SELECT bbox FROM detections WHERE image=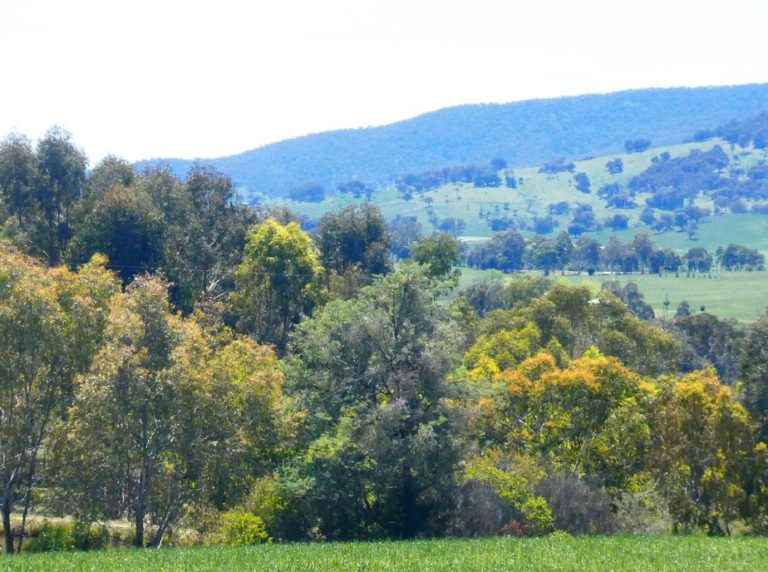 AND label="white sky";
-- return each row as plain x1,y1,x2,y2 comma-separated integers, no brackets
1,0,767,164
